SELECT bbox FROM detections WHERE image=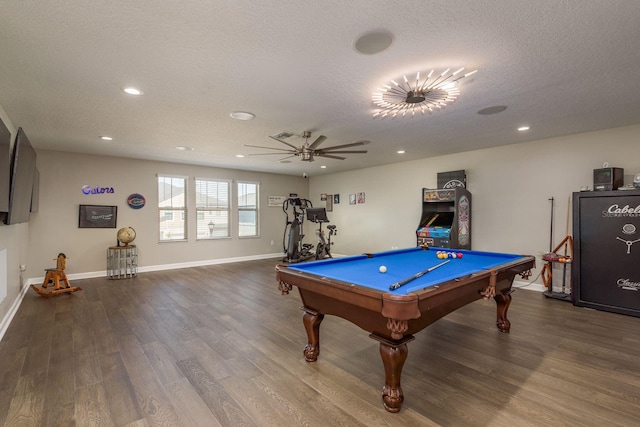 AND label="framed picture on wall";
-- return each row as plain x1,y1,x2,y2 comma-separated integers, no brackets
78,204,117,228
326,194,333,212
349,194,356,205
